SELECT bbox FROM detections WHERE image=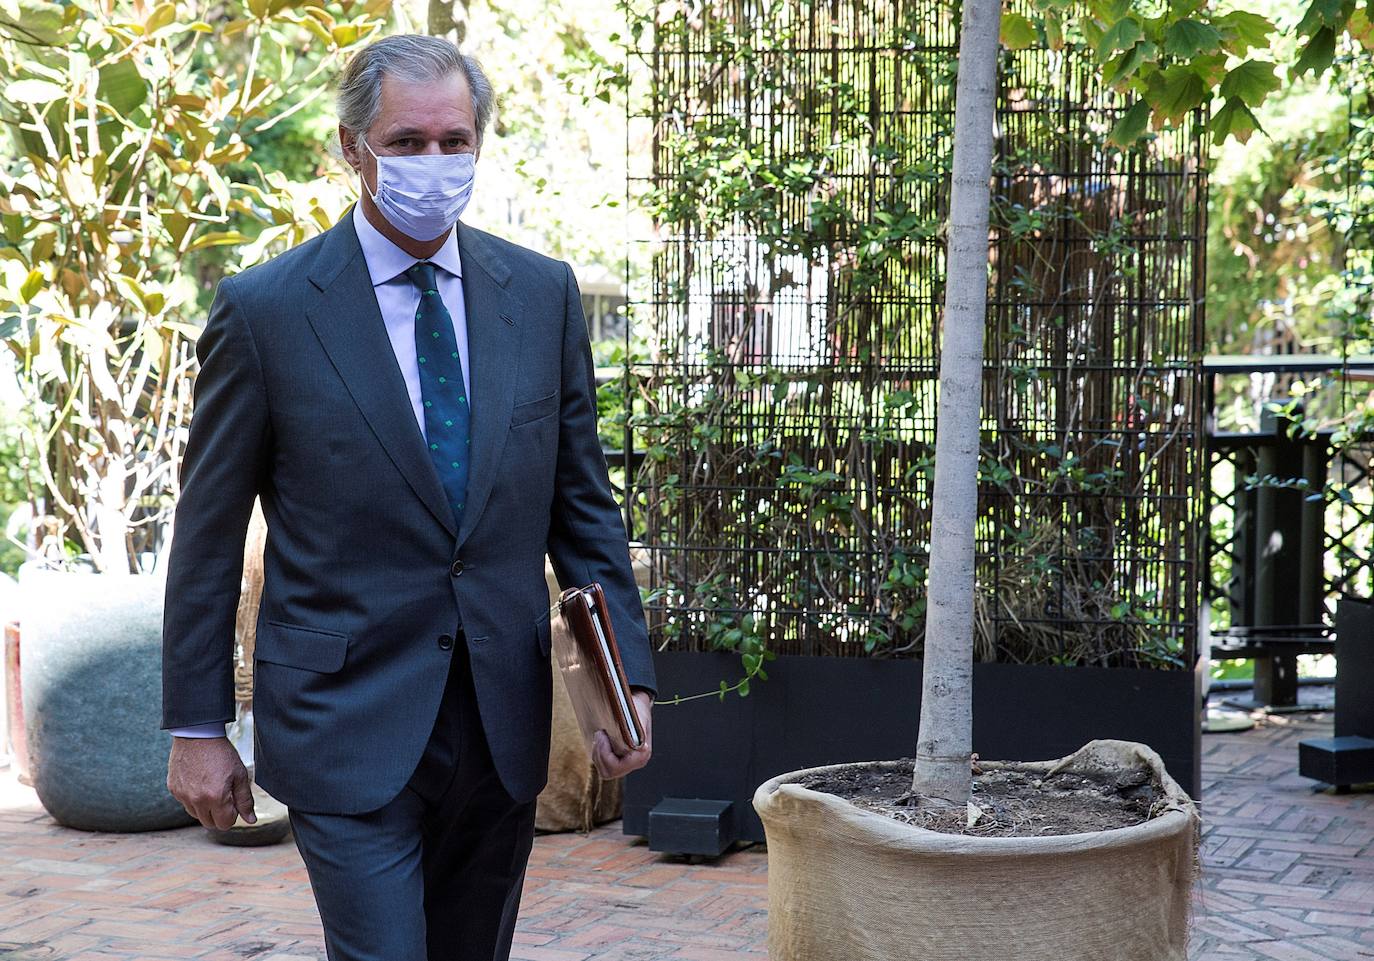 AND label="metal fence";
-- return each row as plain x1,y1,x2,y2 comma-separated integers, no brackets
1202,53,1374,688
1205,361,1374,626
624,0,1206,668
